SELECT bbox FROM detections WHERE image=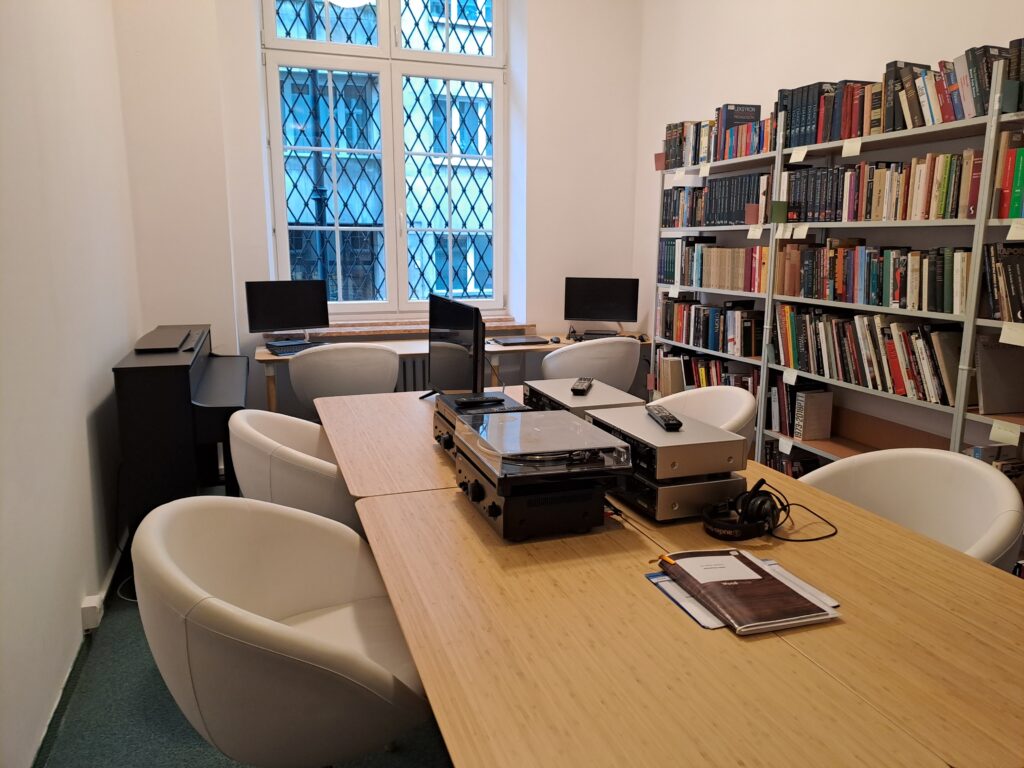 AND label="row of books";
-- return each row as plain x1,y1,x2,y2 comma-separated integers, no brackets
674,244,770,294
656,352,761,394
781,46,1012,148
768,381,833,441
660,172,771,227
656,238,678,284
663,104,776,169
774,241,973,315
994,128,1024,220
761,439,822,478
781,150,983,224
660,299,764,358
771,303,963,406
980,243,1024,321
